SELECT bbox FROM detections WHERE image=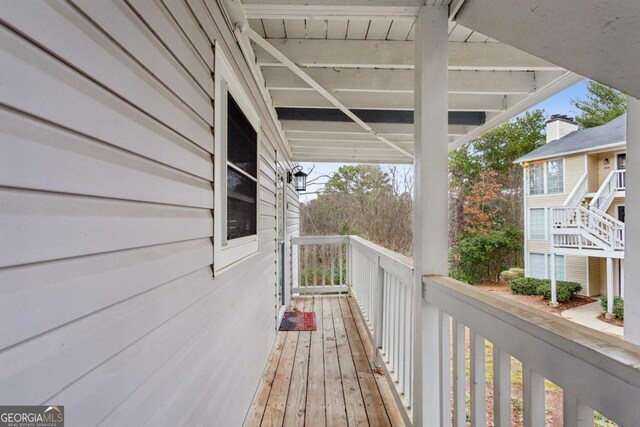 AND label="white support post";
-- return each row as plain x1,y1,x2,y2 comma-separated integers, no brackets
626,95,640,344
550,253,558,307
606,257,615,319
413,4,449,426
523,367,545,427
